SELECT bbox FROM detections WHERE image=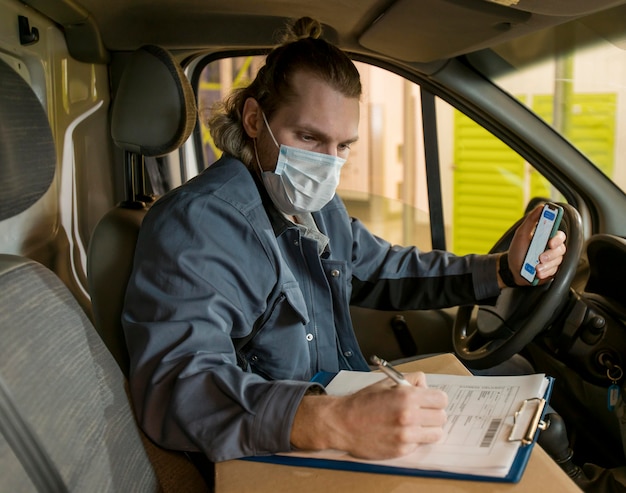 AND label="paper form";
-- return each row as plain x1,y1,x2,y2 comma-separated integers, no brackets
286,371,549,478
